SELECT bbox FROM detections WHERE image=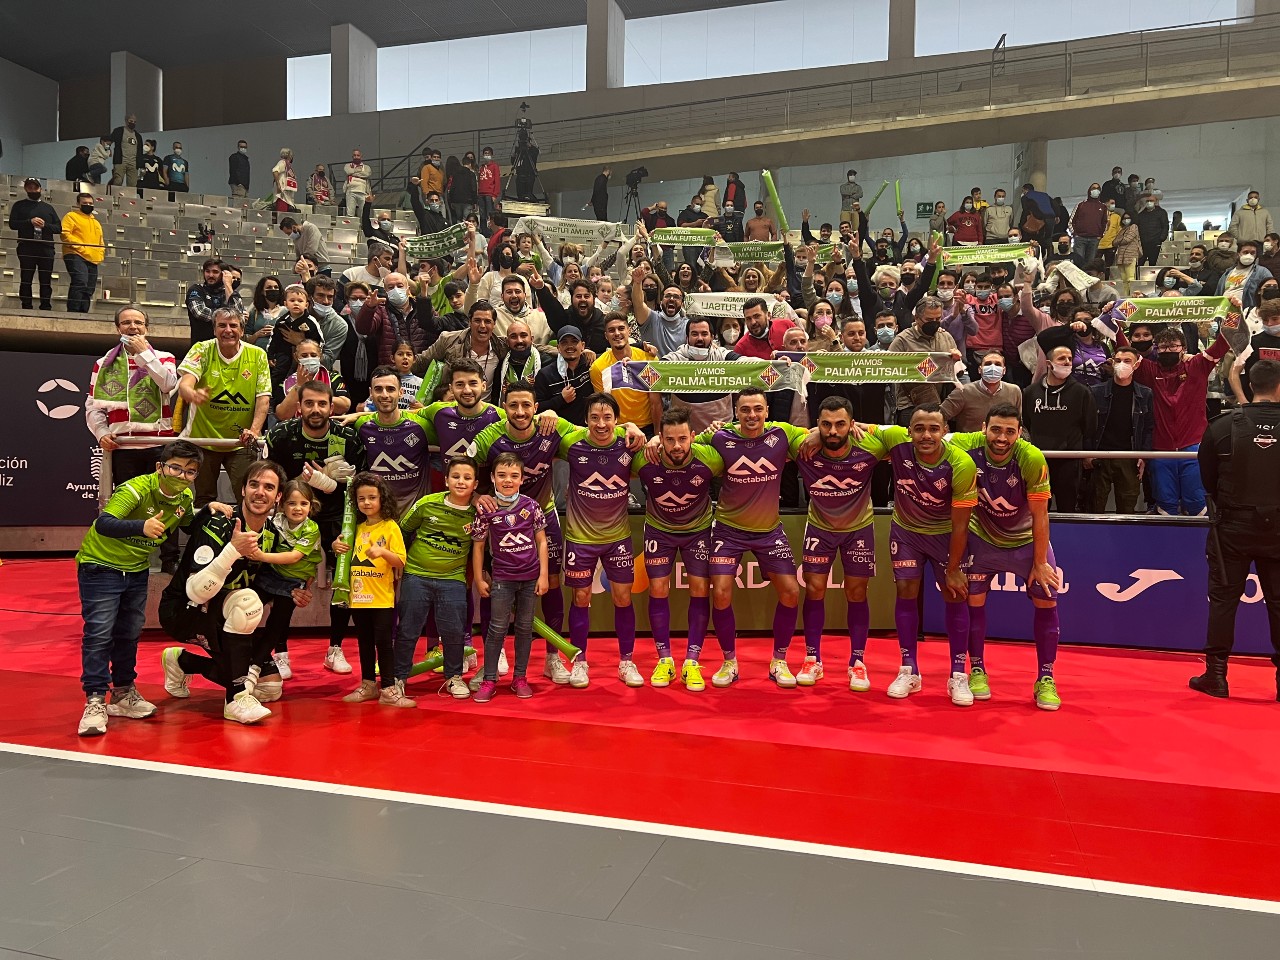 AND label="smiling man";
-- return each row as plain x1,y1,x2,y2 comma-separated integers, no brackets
950,403,1063,711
